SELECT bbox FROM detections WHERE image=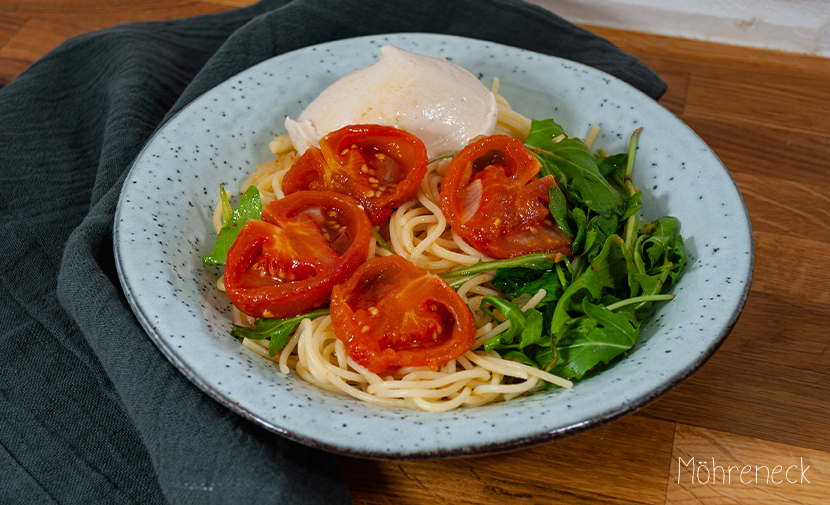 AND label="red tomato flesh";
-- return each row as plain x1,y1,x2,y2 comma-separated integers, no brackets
224,190,371,319
440,135,572,259
282,125,429,225
330,256,476,374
